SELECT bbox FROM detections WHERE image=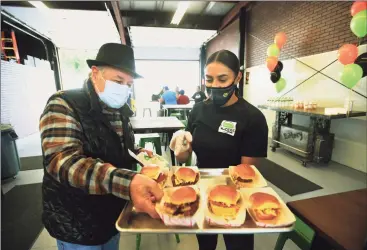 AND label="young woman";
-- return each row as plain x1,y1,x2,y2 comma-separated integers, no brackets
170,50,268,250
